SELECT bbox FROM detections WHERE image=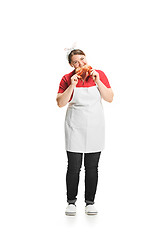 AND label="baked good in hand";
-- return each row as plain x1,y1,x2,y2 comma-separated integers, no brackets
75,65,92,80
